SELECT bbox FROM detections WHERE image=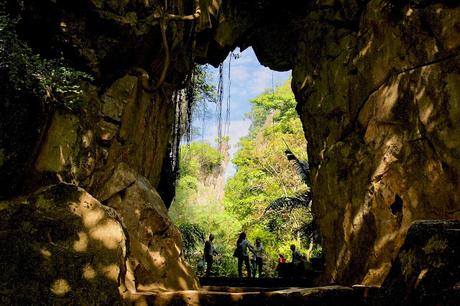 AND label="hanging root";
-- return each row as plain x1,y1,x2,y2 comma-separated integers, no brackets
216,63,224,151
167,0,201,21
155,17,171,89
129,67,157,93
155,0,201,89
